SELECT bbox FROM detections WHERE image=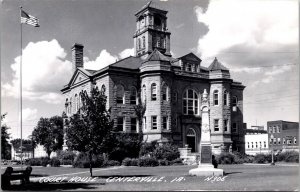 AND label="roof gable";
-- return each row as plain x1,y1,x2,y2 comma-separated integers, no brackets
143,49,171,63
178,52,202,62
208,57,229,71
69,68,91,87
